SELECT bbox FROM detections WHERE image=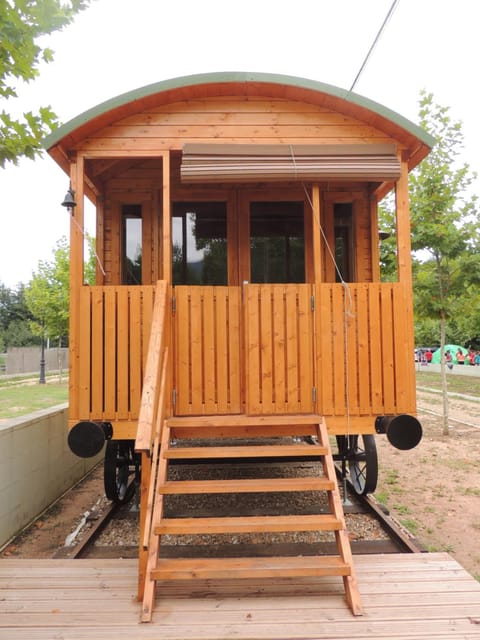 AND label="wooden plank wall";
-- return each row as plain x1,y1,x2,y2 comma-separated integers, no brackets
74,285,156,423
172,282,415,421
245,284,314,415
72,282,415,427
174,286,241,415
78,97,397,154
316,282,416,422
